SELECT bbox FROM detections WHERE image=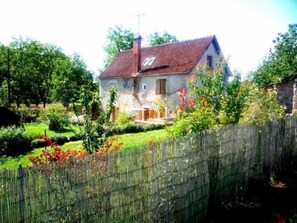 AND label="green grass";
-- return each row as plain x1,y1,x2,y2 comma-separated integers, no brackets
0,129,168,170
24,123,80,138
115,129,168,150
